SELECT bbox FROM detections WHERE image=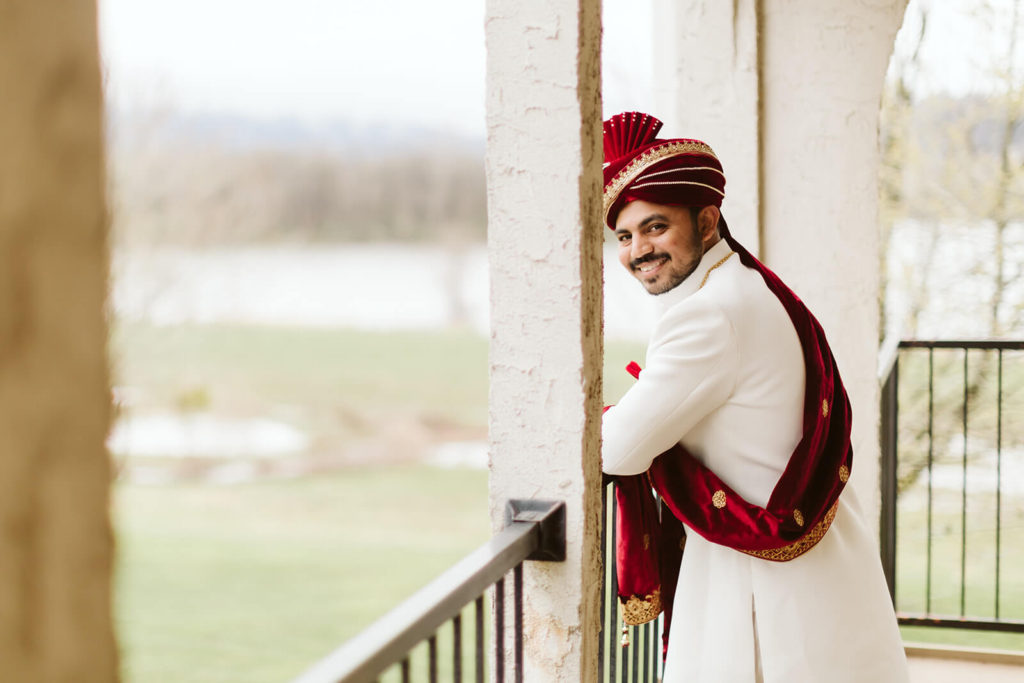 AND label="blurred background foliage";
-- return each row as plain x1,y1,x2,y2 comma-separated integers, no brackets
879,0,1024,340
107,110,488,246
